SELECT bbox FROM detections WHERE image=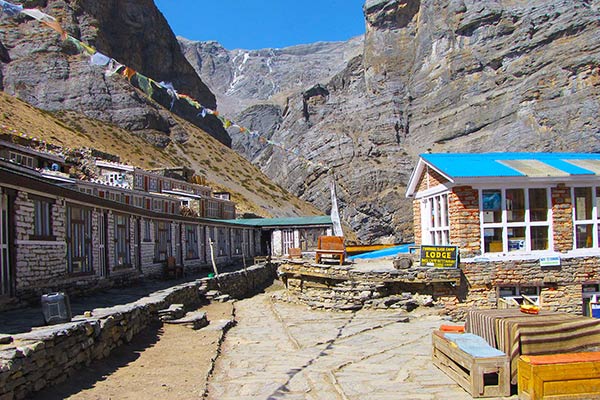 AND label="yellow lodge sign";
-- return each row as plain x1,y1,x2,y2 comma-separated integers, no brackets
420,245,459,268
